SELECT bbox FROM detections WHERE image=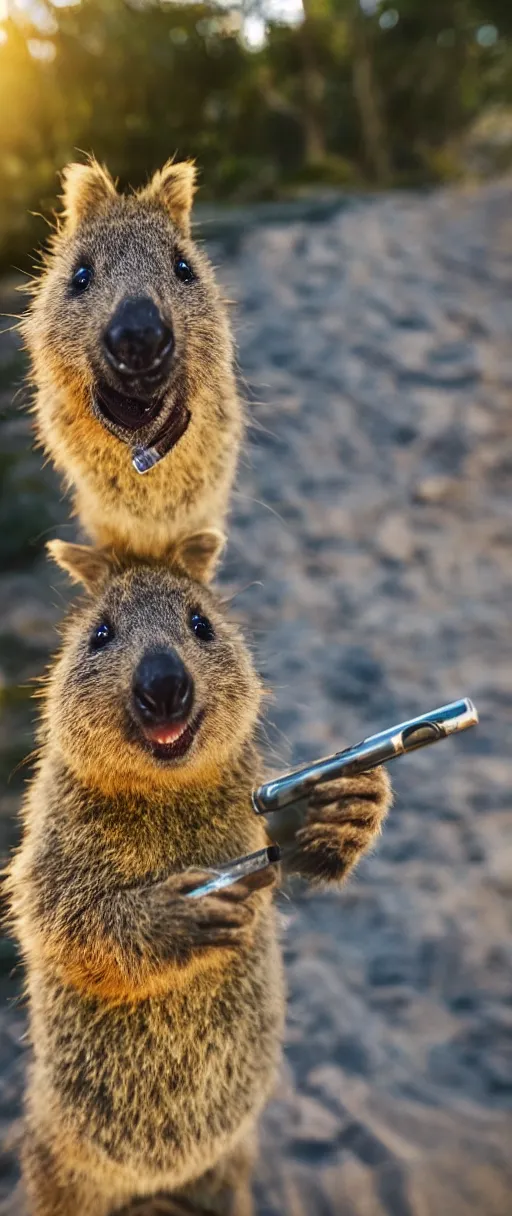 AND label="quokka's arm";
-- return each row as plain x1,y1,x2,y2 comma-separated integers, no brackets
14,865,274,1003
